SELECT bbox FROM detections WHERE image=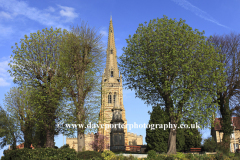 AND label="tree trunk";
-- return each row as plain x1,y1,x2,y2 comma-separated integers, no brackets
12,136,17,150
45,127,55,148
24,117,33,149
219,96,232,152
167,127,177,154
77,128,85,152
45,115,55,148
24,131,32,149
164,93,177,155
